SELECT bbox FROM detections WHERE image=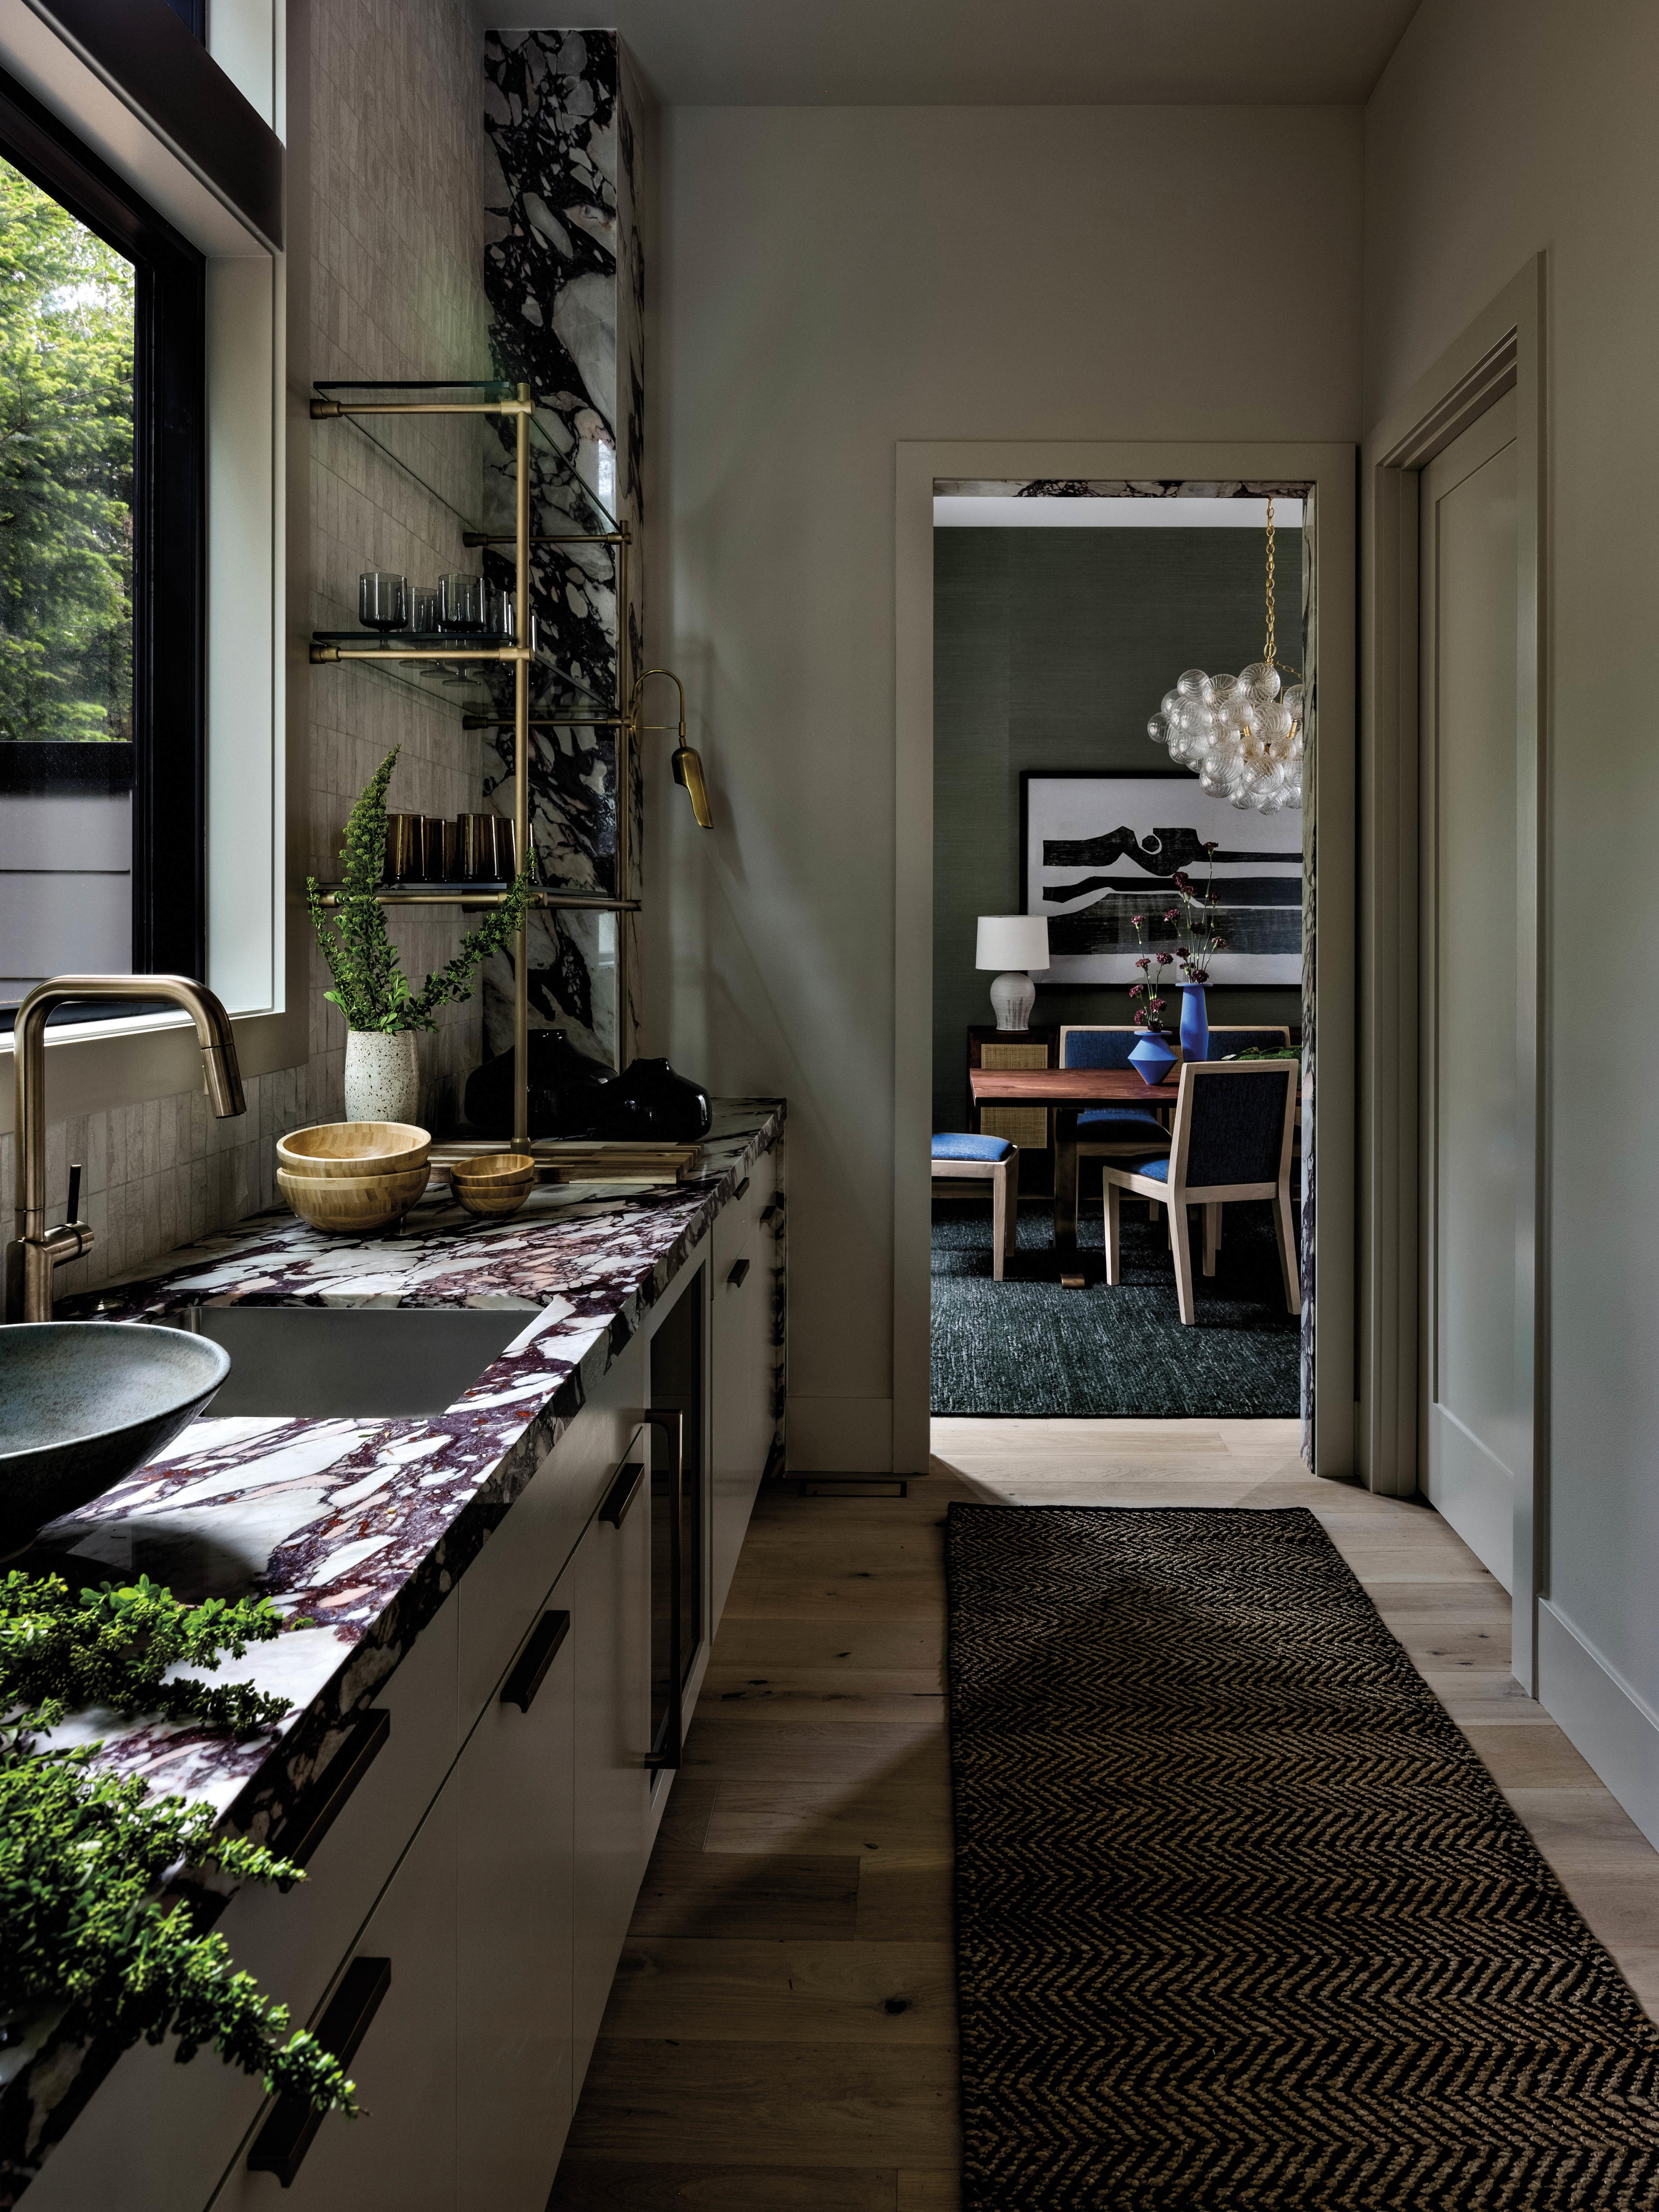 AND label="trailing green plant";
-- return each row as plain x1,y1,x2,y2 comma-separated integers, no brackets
305,744,535,1034
0,1571,359,2118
